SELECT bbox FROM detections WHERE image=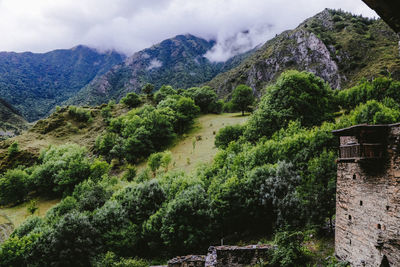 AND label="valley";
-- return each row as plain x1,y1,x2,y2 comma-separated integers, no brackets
0,5,399,267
